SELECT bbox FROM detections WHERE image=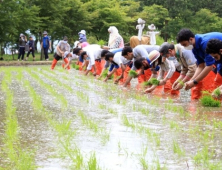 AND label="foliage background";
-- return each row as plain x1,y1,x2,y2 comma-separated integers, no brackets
1,0,222,52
